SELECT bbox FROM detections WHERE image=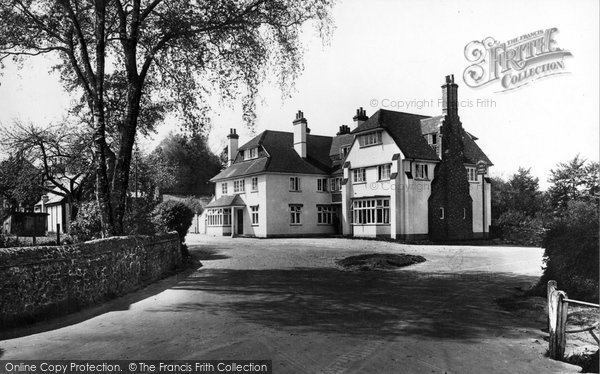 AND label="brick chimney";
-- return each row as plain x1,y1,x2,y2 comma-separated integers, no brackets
336,125,351,135
442,74,459,119
293,110,307,158
352,107,368,130
227,128,239,166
